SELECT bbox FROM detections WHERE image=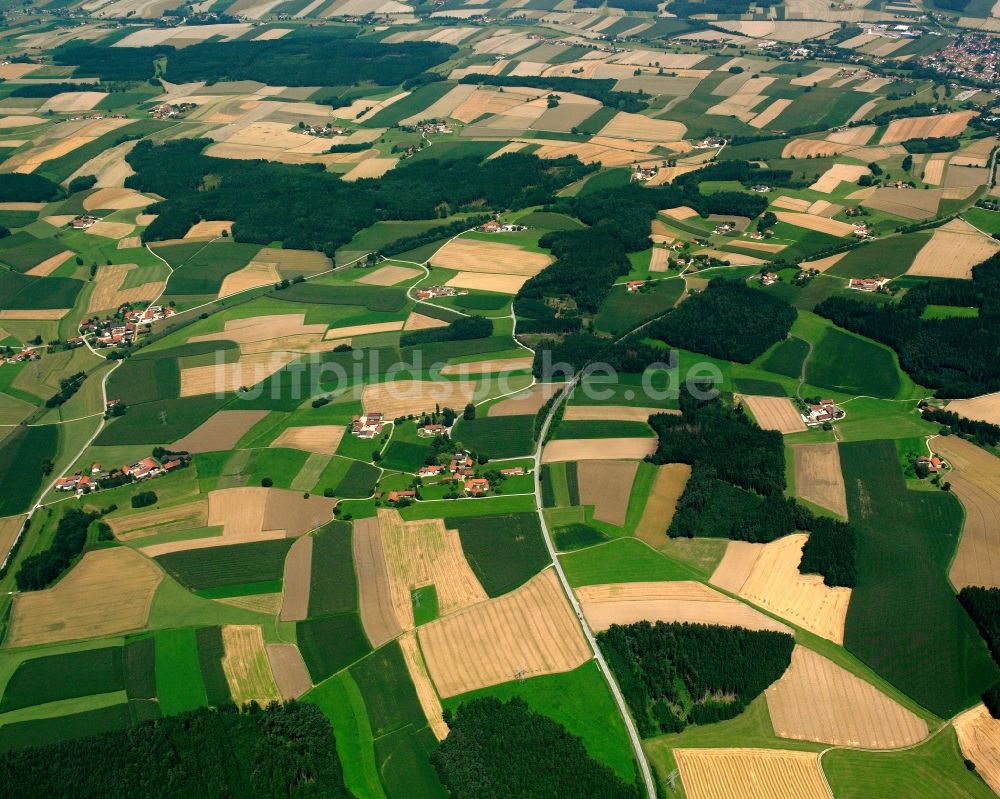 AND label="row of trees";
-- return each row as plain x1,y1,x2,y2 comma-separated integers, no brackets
378,215,491,258
921,407,1000,447
815,253,1000,397
14,508,95,591
598,621,794,736
399,315,492,347
958,587,1000,717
